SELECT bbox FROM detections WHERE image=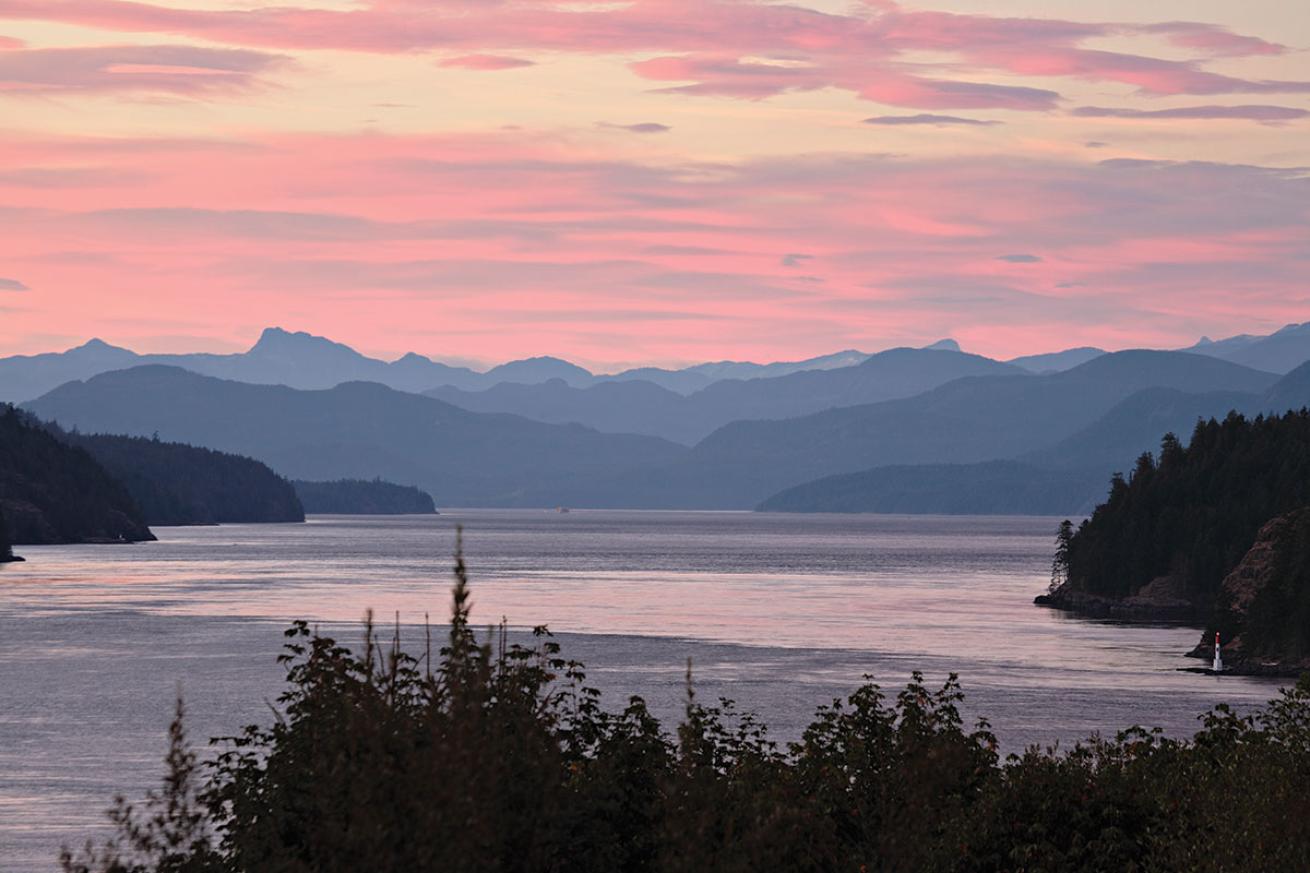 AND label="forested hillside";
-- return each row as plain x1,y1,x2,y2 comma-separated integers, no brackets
63,432,305,525
293,479,436,514
1062,411,1310,605
0,405,153,544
